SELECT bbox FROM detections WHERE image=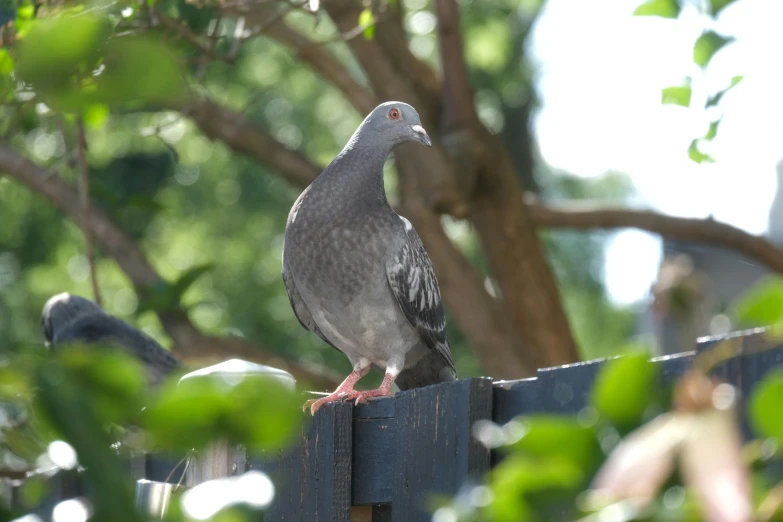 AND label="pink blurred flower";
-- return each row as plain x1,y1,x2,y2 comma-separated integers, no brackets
590,373,752,522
